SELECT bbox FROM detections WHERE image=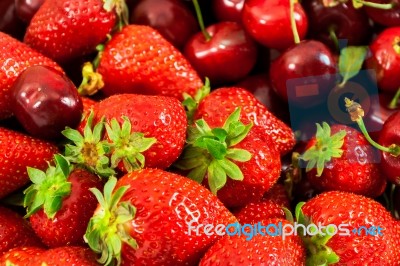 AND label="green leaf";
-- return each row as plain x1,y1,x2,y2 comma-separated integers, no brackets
226,148,252,162
222,107,241,131
54,154,70,178
212,128,228,142
187,165,208,183
201,138,227,160
27,167,46,184
219,159,244,181
338,46,368,87
207,160,227,194
62,127,84,144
